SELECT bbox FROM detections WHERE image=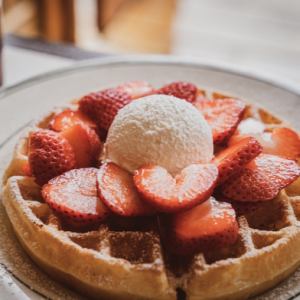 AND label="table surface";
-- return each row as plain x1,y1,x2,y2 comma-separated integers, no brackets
3,45,73,86
2,35,110,87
